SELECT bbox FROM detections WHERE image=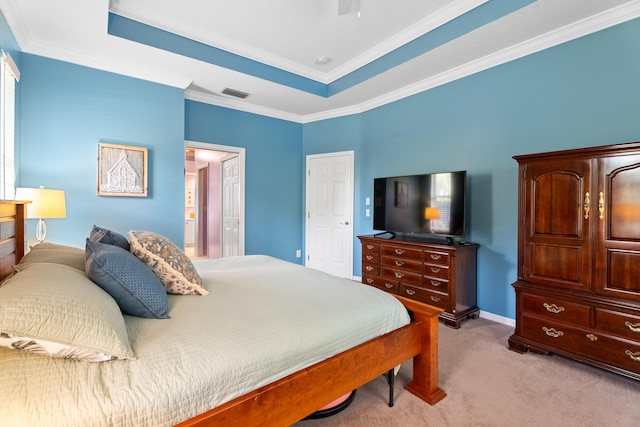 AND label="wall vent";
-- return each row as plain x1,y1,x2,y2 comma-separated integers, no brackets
222,88,250,99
